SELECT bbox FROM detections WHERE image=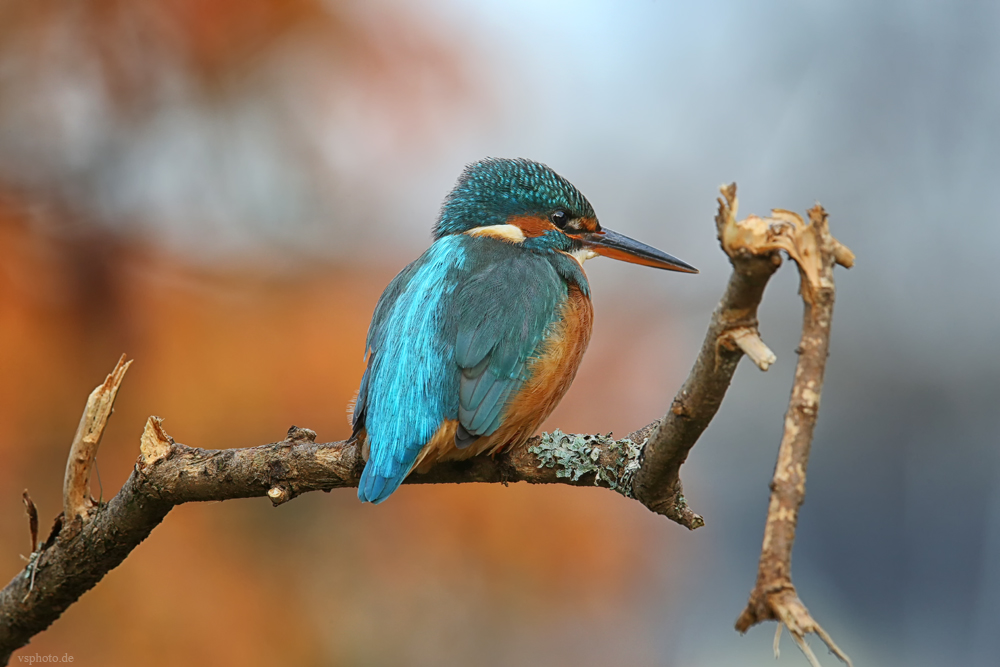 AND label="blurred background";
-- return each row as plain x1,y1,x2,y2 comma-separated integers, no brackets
1,1,998,665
